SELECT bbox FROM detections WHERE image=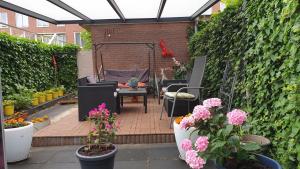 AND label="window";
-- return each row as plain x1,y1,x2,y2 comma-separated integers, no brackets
37,33,66,45
15,13,29,28
74,32,84,47
36,19,49,27
0,12,8,28
57,24,65,27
